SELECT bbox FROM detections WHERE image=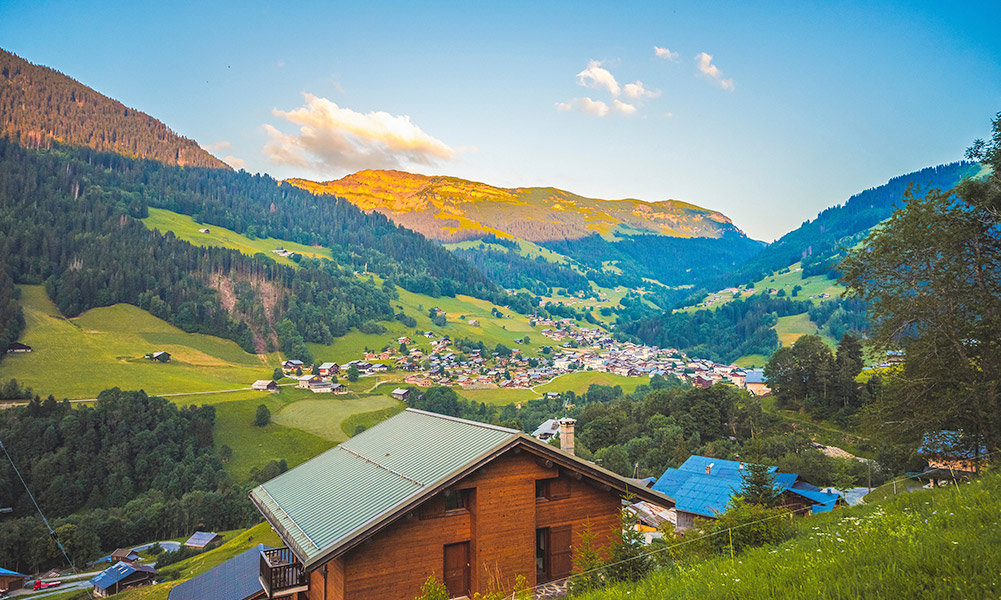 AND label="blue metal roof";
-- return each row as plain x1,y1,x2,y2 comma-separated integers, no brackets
745,368,766,384
169,544,270,600
90,561,155,591
653,455,840,518
0,567,25,577
919,431,987,458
